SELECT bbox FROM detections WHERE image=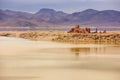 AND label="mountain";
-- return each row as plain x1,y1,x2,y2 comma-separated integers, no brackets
68,9,120,26
0,8,120,28
0,9,37,27
33,8,68,24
